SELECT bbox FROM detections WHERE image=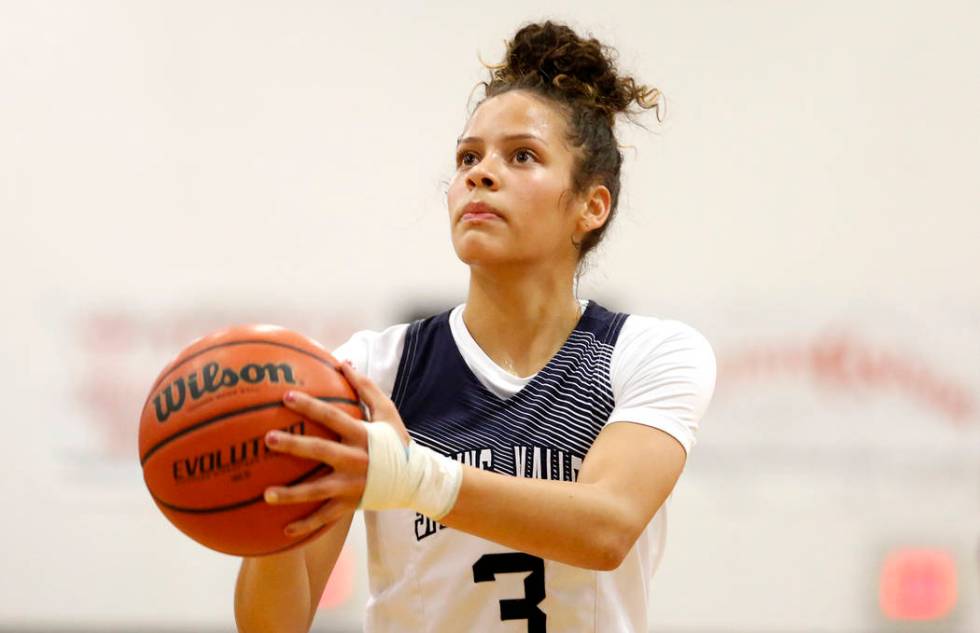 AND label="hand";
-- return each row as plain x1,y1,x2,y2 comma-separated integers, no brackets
263,361,410,537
